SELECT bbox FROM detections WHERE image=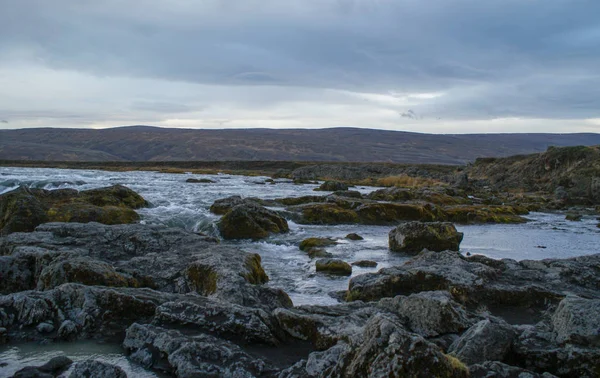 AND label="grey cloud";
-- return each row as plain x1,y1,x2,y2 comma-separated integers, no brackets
130,101,195,113
0,0,599,126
